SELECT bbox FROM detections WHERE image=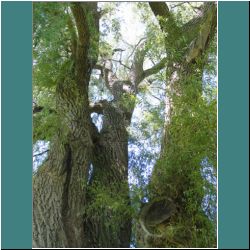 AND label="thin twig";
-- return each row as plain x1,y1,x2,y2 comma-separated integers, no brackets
187,3,202,14
148,90,162,102
127,37,147,60
33,150,49,157
170,2,187,9
109,59,131,70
